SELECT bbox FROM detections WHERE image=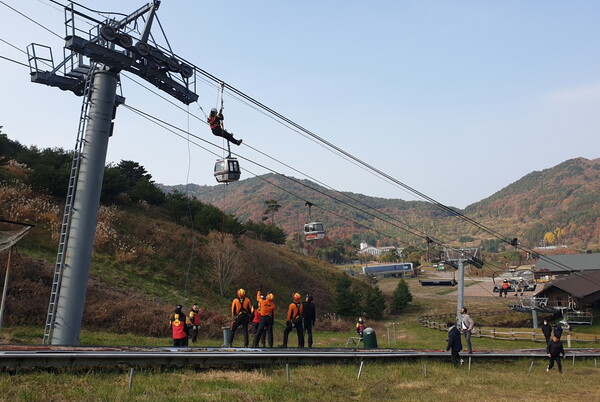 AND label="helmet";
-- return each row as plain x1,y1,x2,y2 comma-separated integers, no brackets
237,288,246,298
293,293,301,302
210,107,218,113
267,293,274,301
